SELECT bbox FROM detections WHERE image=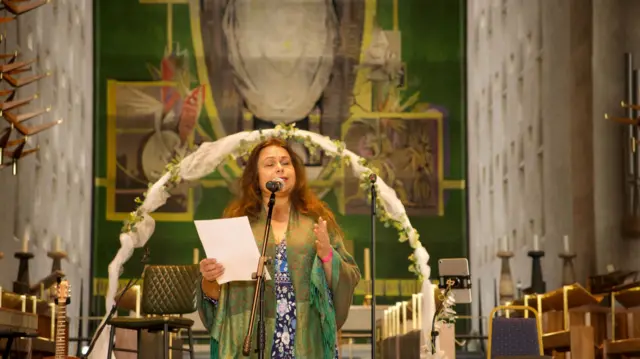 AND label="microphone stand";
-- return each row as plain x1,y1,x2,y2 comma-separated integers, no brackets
369,173,377,359
242,191,276,358
83,245,150,358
